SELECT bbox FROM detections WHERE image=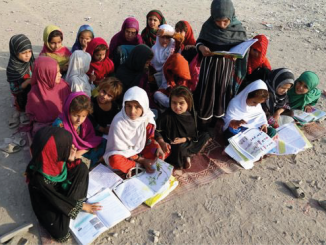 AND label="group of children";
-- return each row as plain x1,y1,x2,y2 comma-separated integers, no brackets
6,0,324,242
